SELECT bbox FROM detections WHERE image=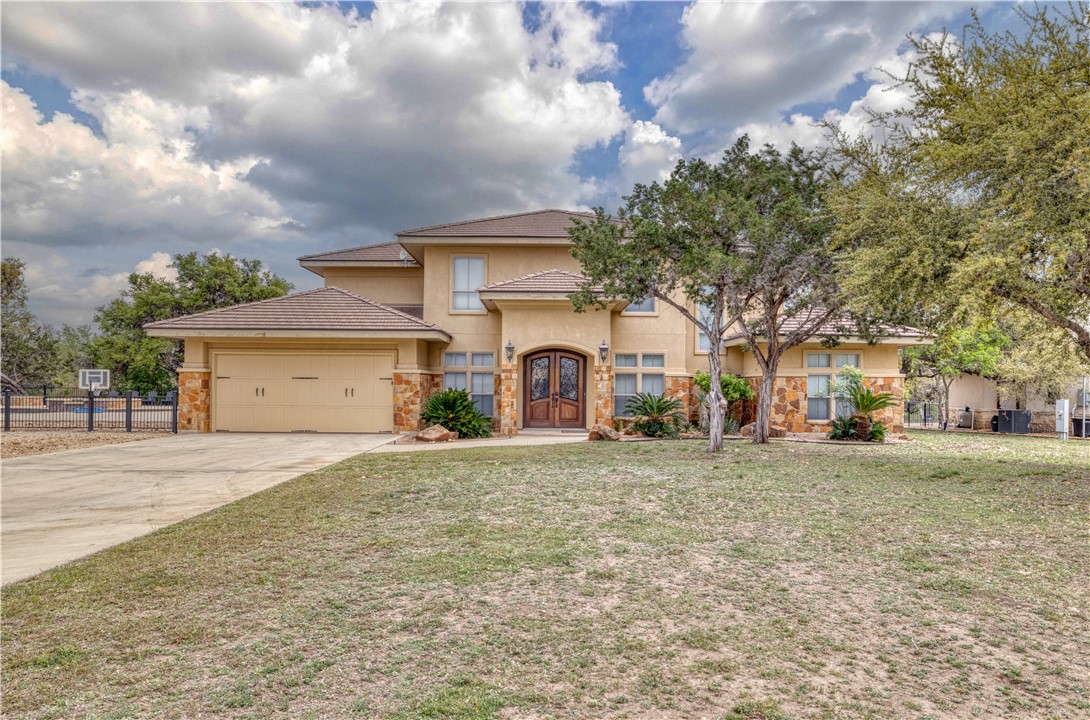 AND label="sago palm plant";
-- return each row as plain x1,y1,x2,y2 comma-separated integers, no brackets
625,392,685,438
